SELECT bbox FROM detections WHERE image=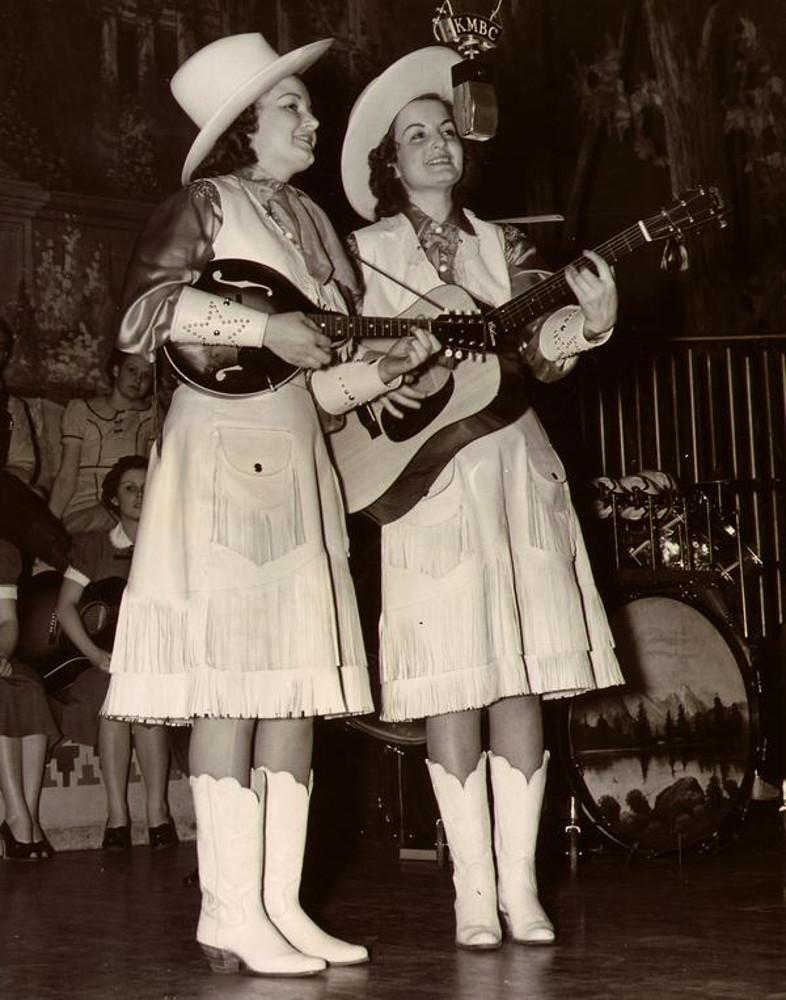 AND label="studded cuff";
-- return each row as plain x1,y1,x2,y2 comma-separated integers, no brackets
170,286,268,348
310,359,402,415
539,305,613,361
